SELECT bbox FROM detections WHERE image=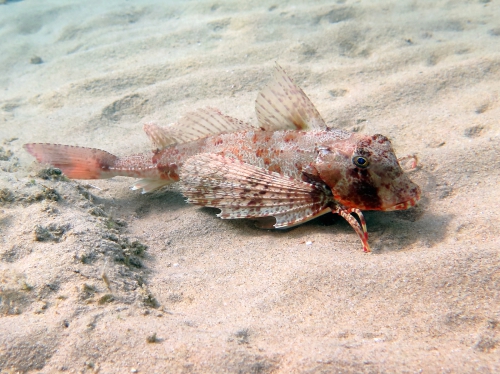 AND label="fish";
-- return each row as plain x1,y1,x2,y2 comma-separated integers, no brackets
24,64,421,252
